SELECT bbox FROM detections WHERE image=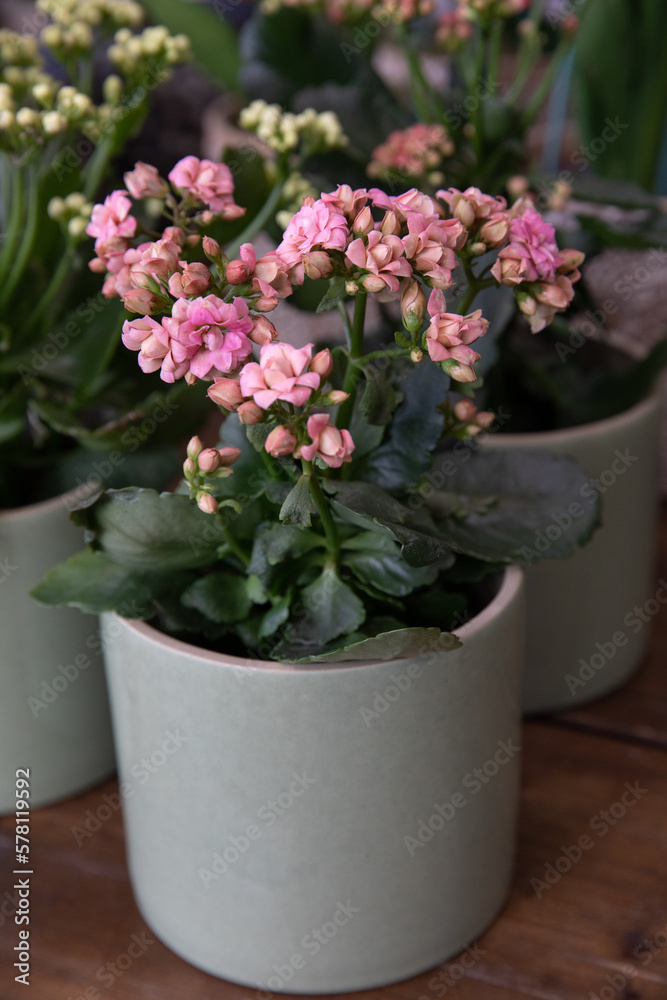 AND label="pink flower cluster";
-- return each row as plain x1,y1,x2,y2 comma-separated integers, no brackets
168,157,246,220
490,208,583,332
424,289,488,382
368,123,455,180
